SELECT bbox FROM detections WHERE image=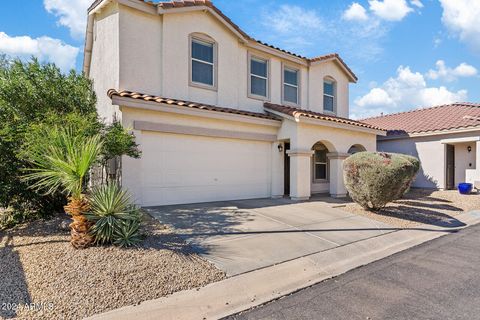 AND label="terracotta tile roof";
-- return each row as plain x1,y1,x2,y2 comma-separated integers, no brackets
361,103,480,136
264,102,384,131
108,89,280,121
